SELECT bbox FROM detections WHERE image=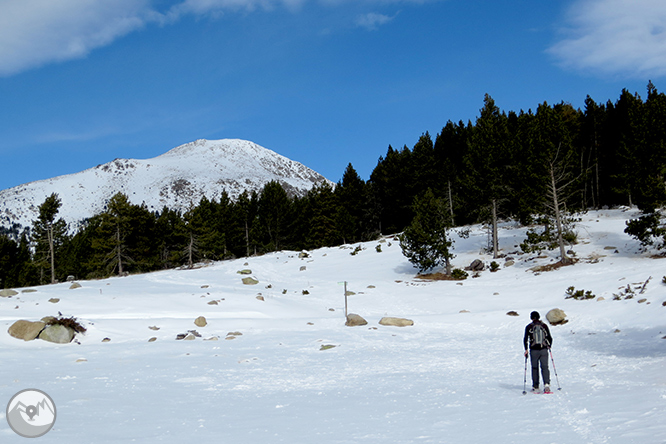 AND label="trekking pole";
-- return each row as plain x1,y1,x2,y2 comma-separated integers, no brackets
548,347,562,390
522,354,528,395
